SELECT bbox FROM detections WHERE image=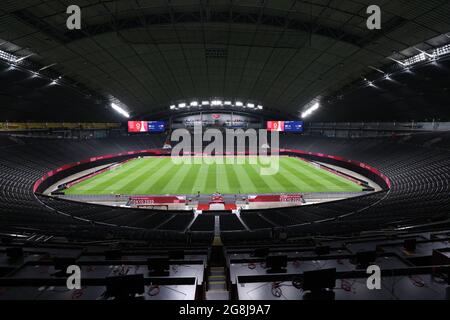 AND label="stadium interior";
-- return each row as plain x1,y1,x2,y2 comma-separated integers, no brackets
1,0,450,305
